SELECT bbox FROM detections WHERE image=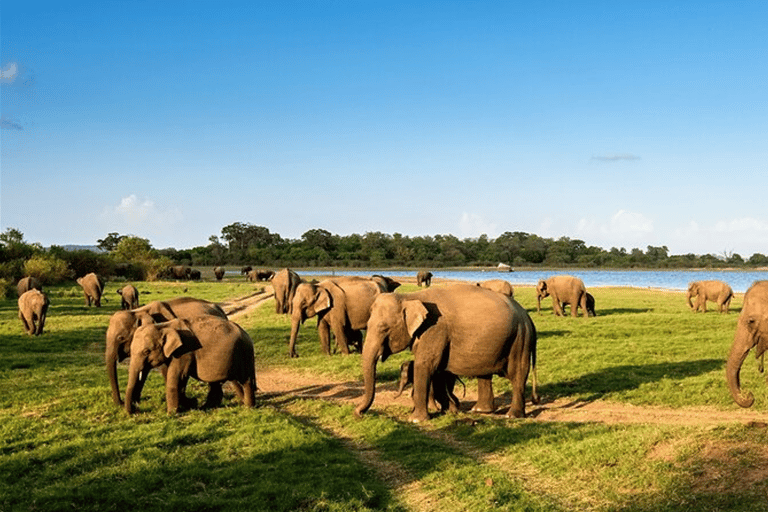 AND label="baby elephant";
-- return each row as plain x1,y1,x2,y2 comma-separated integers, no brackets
394,360,463,413
116,284,140,310
18,289,50,336
125,316,257,414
